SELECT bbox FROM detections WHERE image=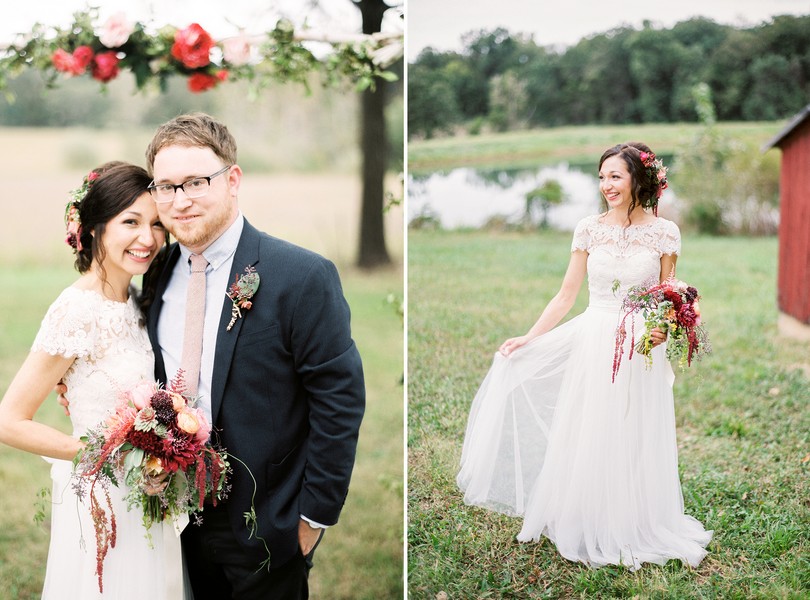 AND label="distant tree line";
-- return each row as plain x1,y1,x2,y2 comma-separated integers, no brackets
408,15,810,138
